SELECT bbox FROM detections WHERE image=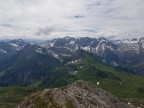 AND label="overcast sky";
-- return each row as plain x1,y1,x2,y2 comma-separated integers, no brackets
0,0,144,39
